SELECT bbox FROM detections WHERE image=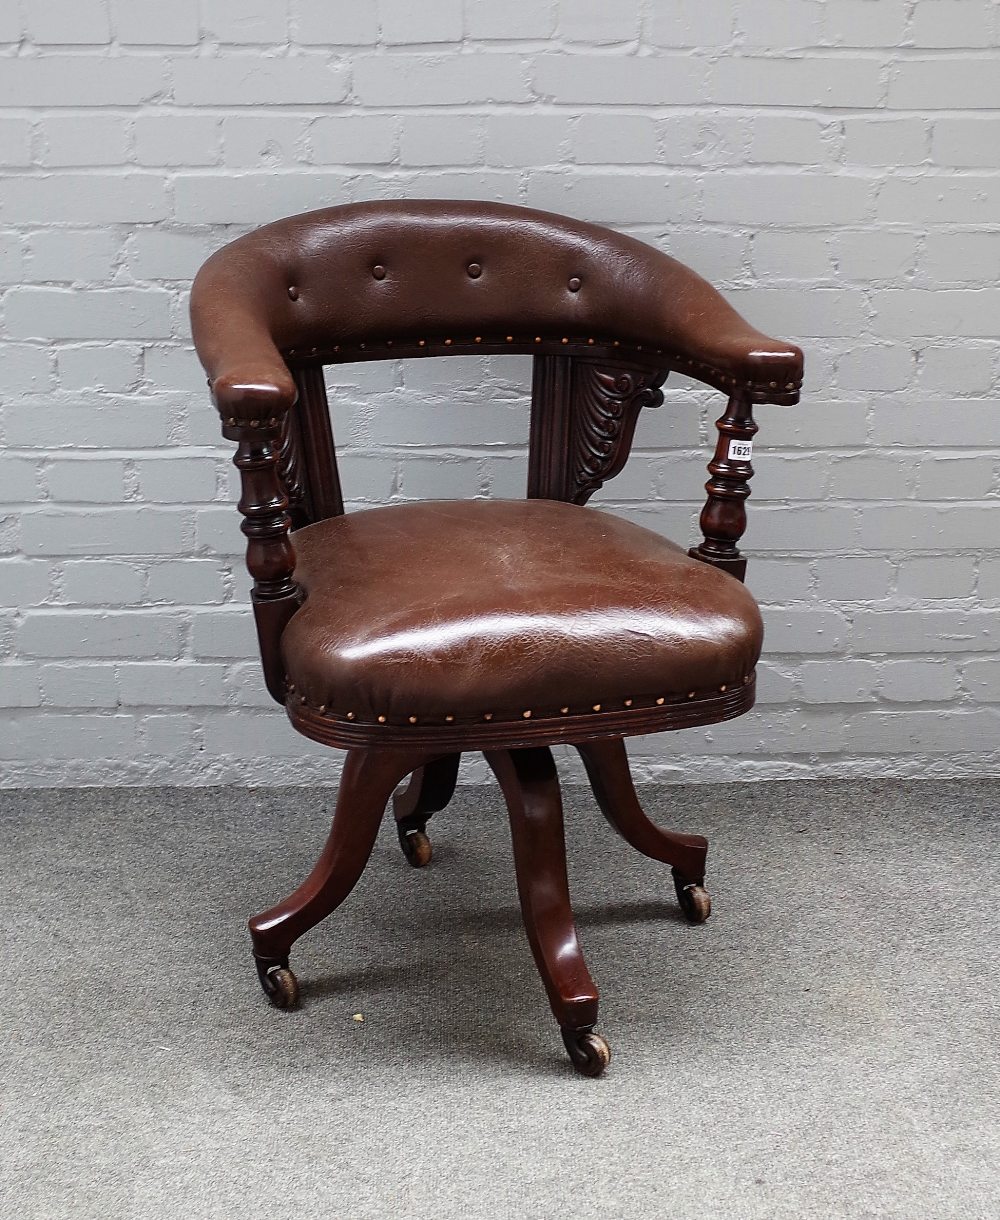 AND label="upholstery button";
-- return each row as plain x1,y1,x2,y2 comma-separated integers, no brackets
568,276,581,292
372,264,386,280
287,285,299,300
467,262,481,278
